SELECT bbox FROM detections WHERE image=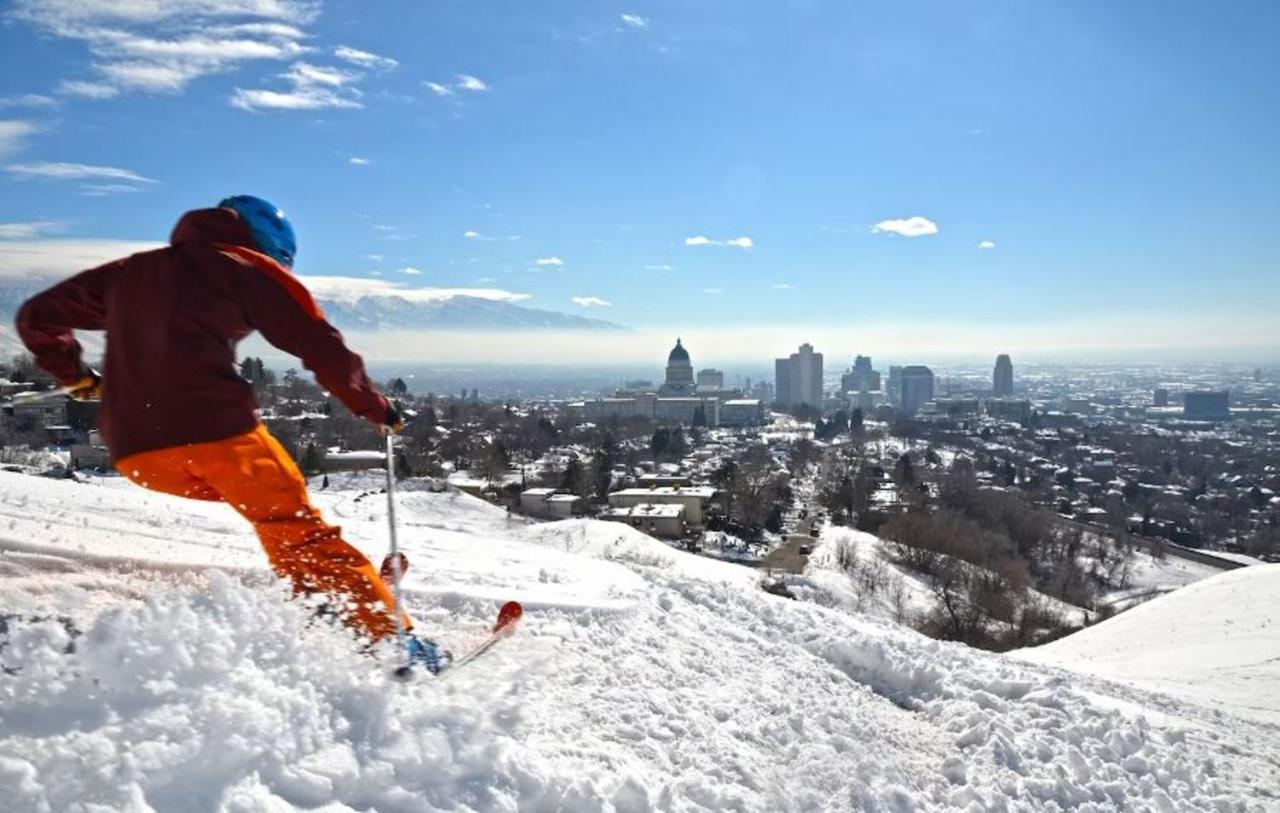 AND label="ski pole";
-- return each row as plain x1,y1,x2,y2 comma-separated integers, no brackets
384,431,409,666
